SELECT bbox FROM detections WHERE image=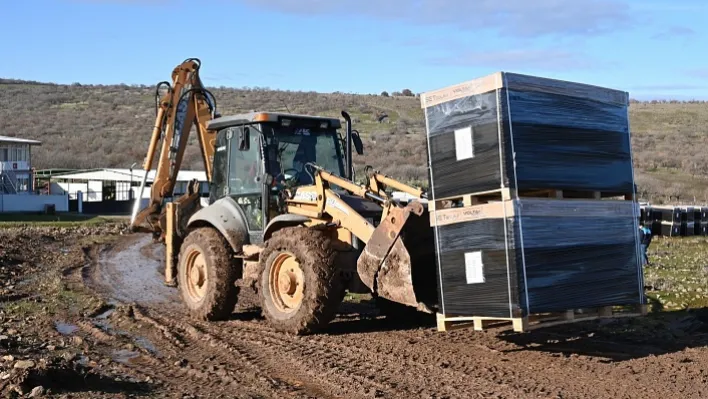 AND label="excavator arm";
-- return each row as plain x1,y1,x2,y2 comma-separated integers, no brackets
130,58,219,239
